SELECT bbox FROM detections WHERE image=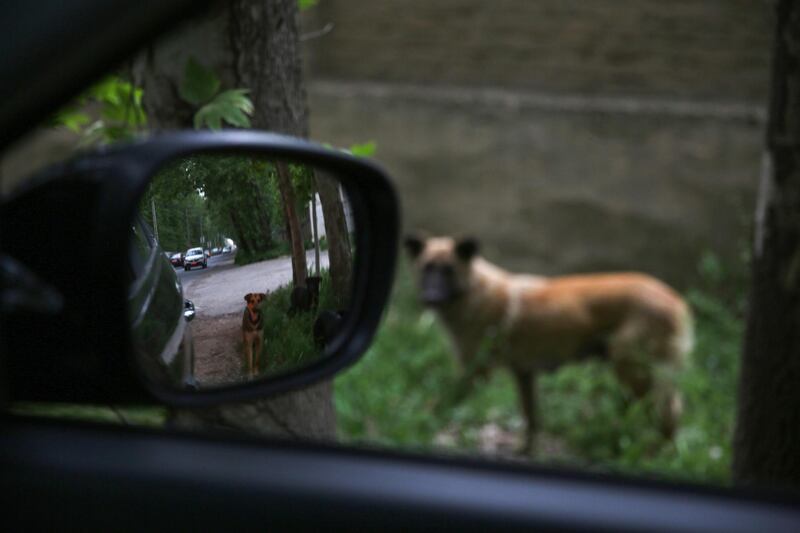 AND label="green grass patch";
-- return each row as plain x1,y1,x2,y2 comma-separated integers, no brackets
236,237,329,267
235,242,292,266
255,269,336,375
